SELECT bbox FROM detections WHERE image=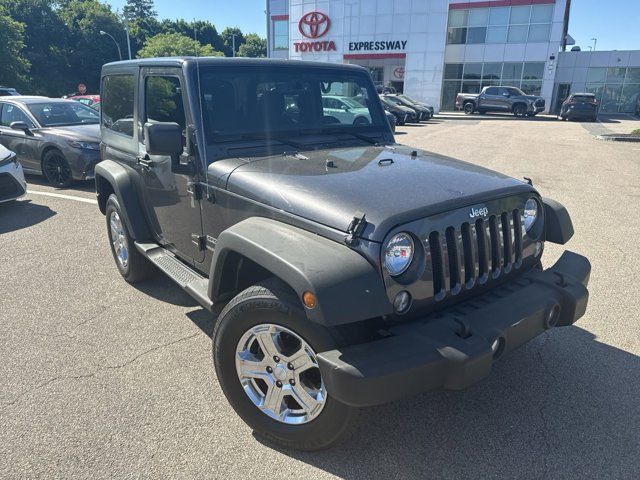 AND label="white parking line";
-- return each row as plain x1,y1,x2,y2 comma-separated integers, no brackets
27,190,98,205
